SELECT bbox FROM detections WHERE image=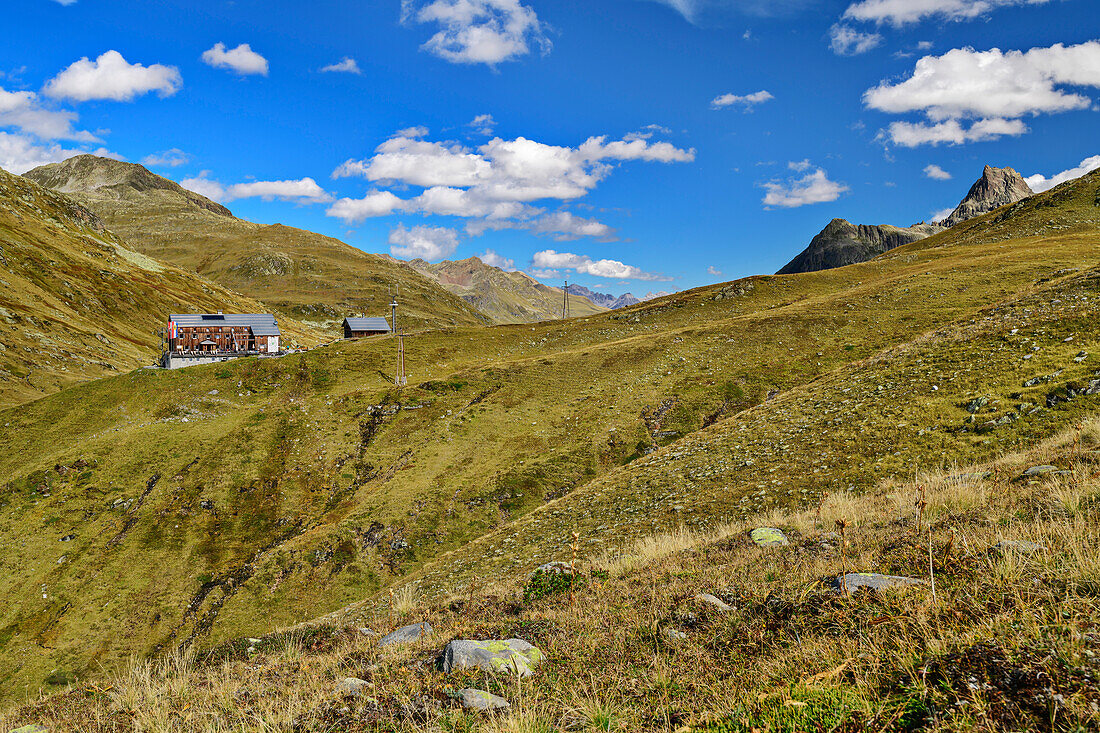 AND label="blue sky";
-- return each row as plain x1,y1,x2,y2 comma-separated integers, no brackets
2,0,1098,296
